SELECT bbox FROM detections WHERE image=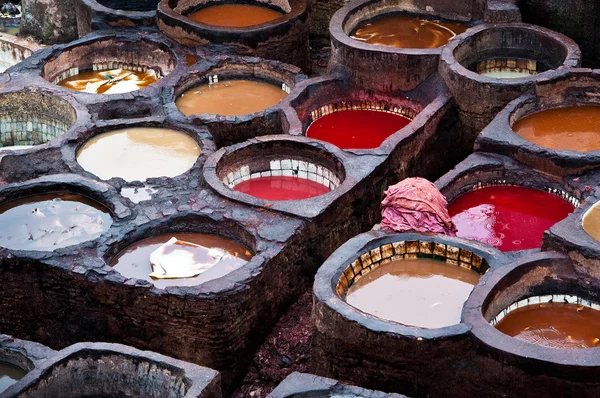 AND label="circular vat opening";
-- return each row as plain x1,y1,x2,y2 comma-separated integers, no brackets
175,65,294,118
481,258,600,350
172,0,291,28
95,0,159,12
452,25,571,79
108,216,256,289
215,140,345,201
305,100,418,150
76,125,202,182
0,192,113,251
0,91,77,150
447,182,578,252
14,348,191,397
337,239,489,329
43,37,176,95
0,350,31,394
510,101,600,153
342,4,468,50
